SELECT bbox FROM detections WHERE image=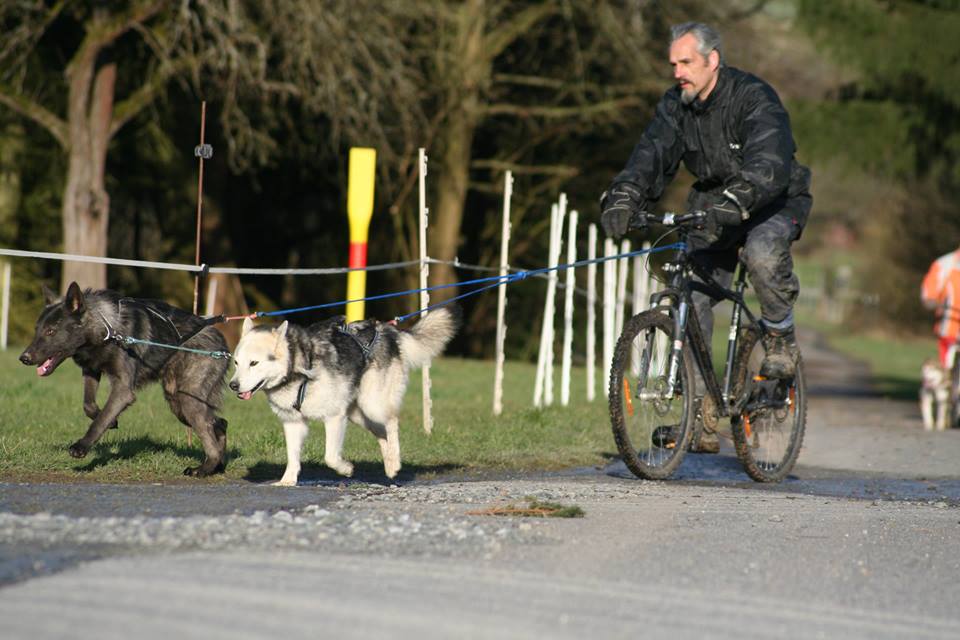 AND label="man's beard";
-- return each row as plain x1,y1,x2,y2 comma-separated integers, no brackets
680,85,697,105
